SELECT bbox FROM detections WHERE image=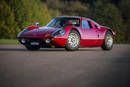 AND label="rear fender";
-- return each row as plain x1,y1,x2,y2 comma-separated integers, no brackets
105,29,116,39
100,26,114,39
